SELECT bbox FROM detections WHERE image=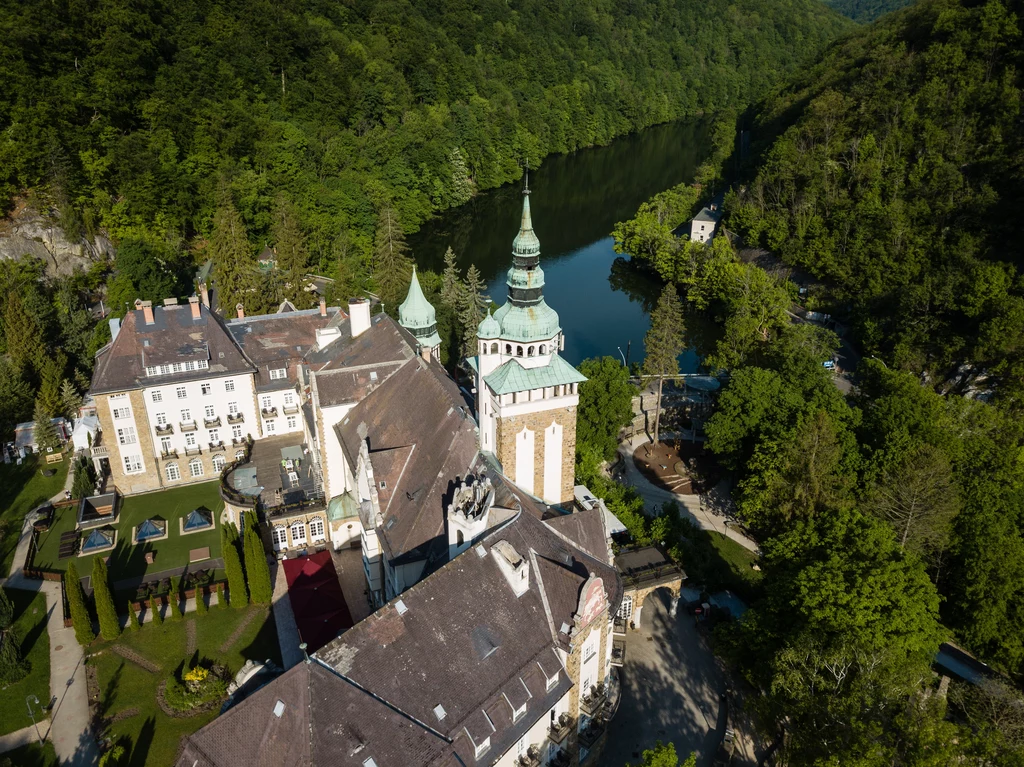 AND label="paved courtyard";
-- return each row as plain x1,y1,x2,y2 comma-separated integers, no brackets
600,589,755,767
